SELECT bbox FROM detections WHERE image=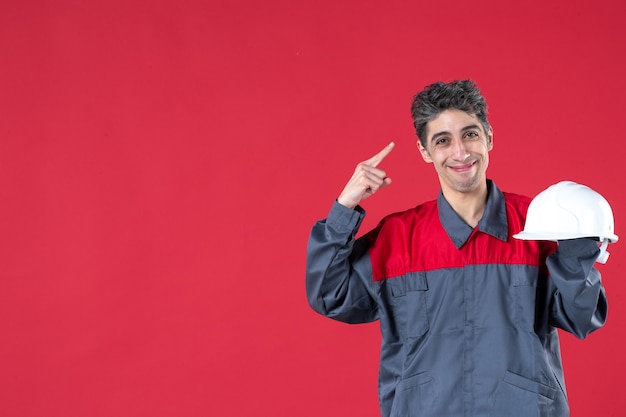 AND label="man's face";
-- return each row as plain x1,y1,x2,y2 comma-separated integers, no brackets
417,109,493,196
